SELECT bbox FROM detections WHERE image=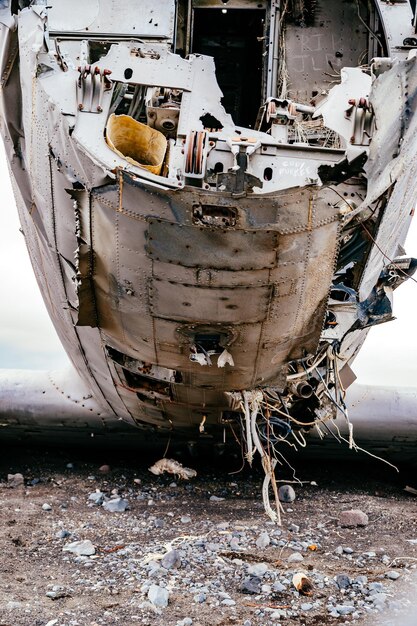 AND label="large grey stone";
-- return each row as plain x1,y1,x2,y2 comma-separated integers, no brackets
241,576,262,594
161,549,181,570
102,497,129,512
148,584,169,608
88,491,105,505
339,510,368,527
247,562,268,577
278,485,296,503
7,473,24,488
336,574,351,590
63,540,95,556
